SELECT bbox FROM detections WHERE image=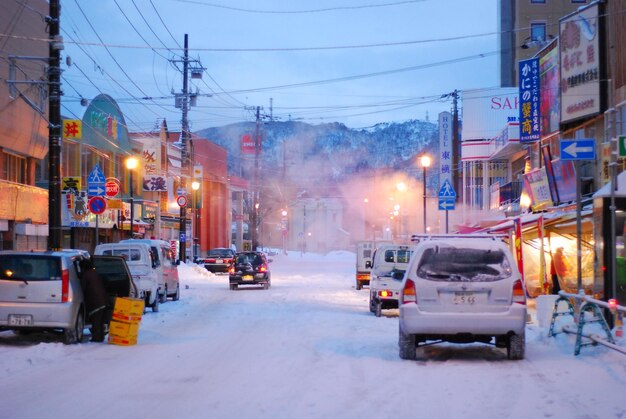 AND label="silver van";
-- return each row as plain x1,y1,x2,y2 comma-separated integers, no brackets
0,250,137,344
119,239,180,303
